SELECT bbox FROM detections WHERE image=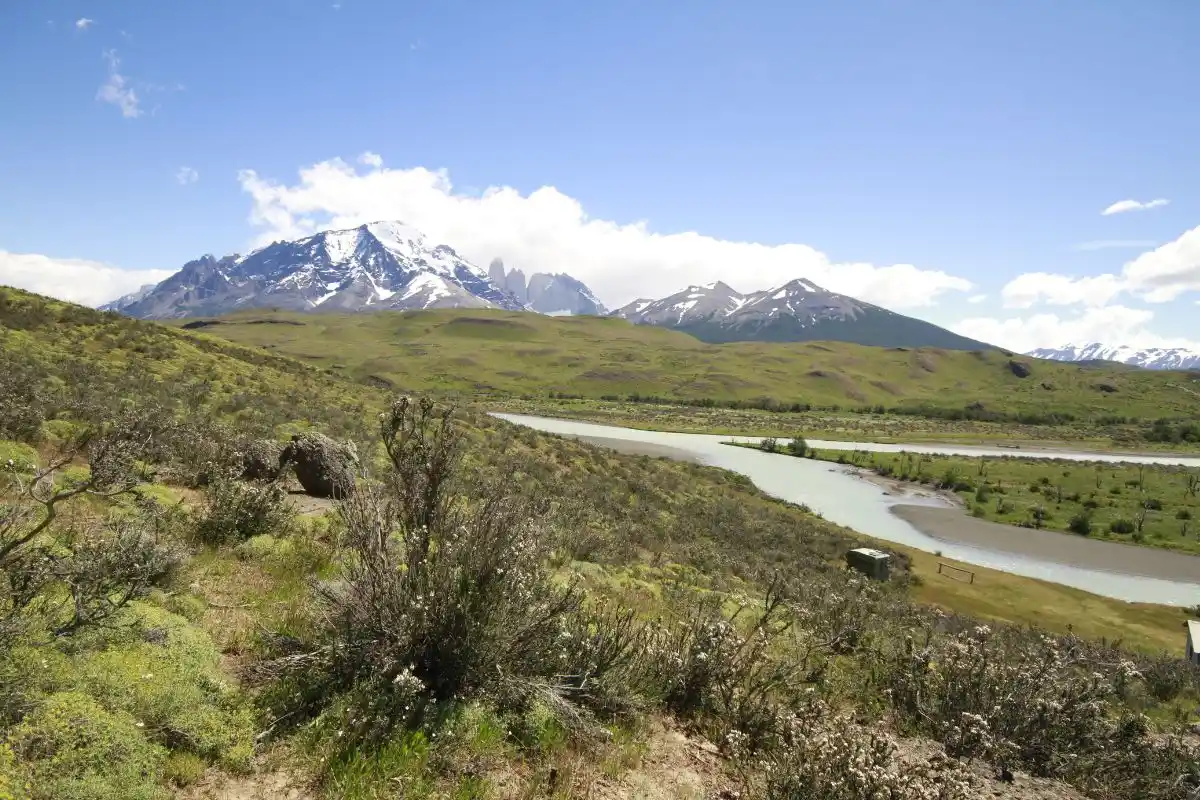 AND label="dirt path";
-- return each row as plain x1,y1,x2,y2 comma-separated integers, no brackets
179,768,314,800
